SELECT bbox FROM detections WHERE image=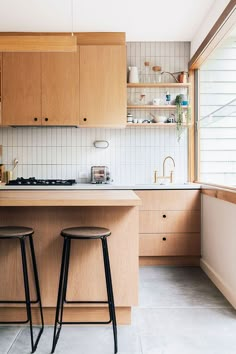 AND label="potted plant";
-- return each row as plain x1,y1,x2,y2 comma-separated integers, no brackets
175,94,191,141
